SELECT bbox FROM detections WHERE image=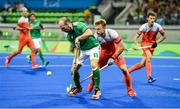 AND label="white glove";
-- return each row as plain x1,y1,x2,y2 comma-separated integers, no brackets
107,58,114,66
